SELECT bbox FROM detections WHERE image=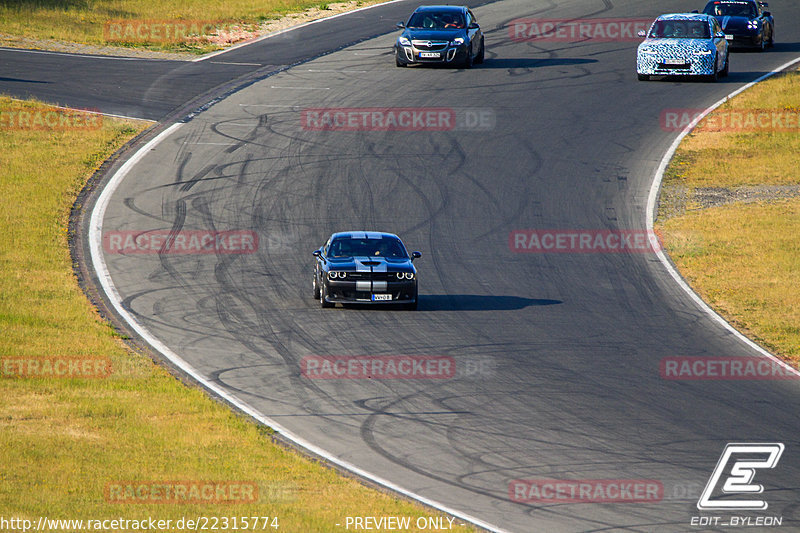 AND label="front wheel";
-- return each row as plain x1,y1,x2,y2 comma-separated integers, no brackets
638,73,649,81
320,283,334,308
474,38,485,64
313,273,320,299
767,26,774,47
462,45,473,69
404,287,418,310
721,52,729,77
705,54,720,82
